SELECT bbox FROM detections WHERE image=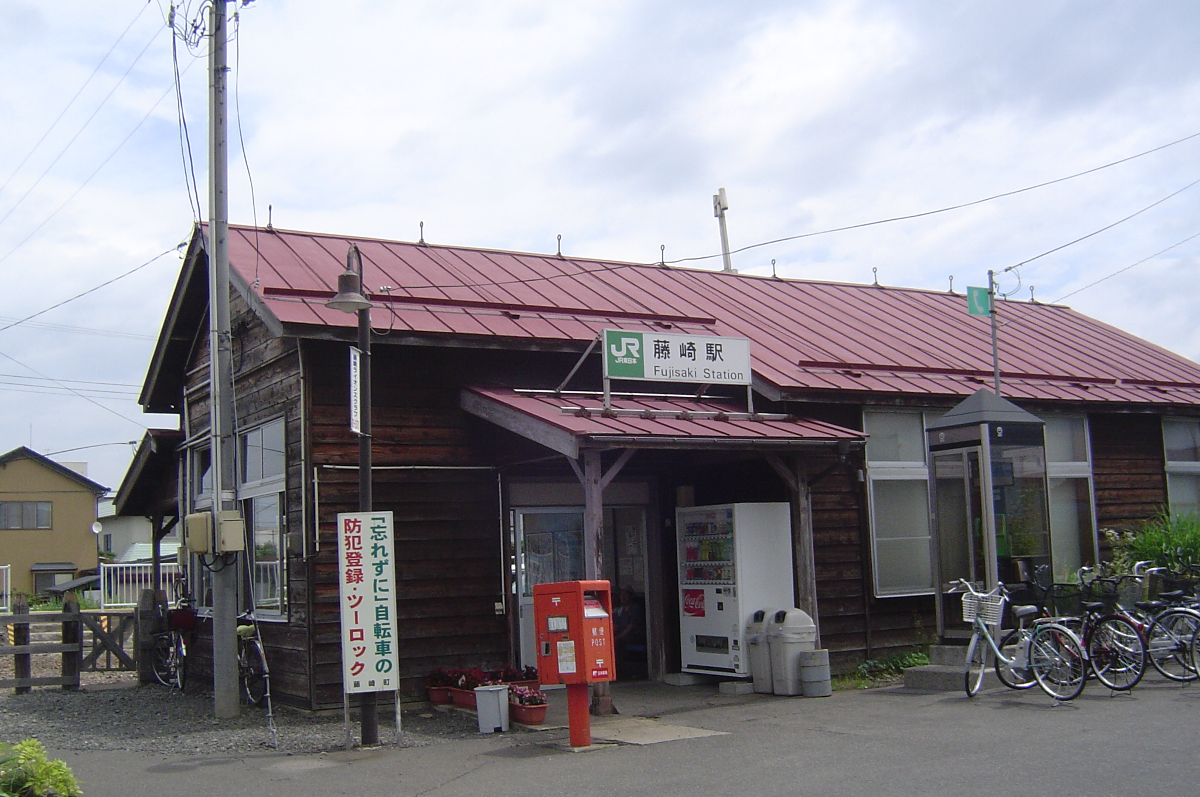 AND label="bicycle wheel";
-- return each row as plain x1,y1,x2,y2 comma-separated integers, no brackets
994,629,1037,690
1146,609,1200,682
241,640,269,706
964,632,992,696
1028,623,1086,701
150,634,176,687
1087,616,1146,691
173,634,188,692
